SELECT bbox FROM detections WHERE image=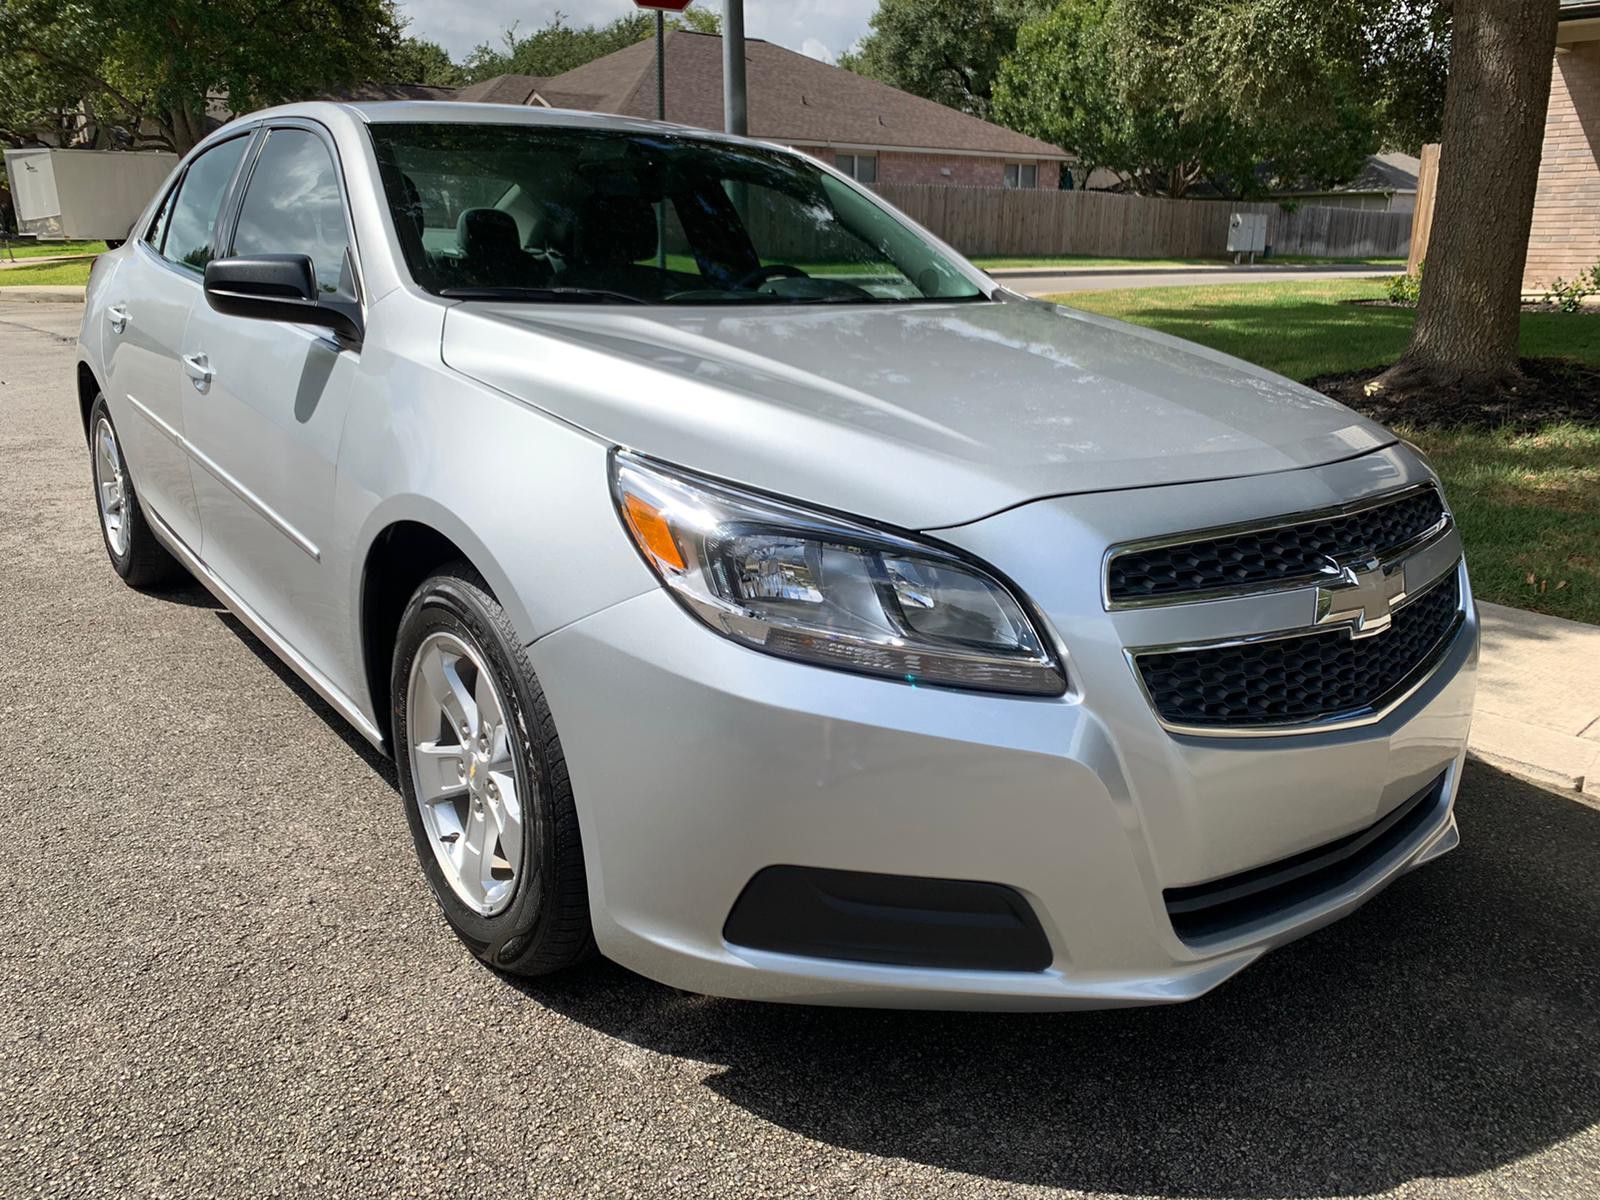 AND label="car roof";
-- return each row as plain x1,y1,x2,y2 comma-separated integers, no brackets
235,100,754,145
